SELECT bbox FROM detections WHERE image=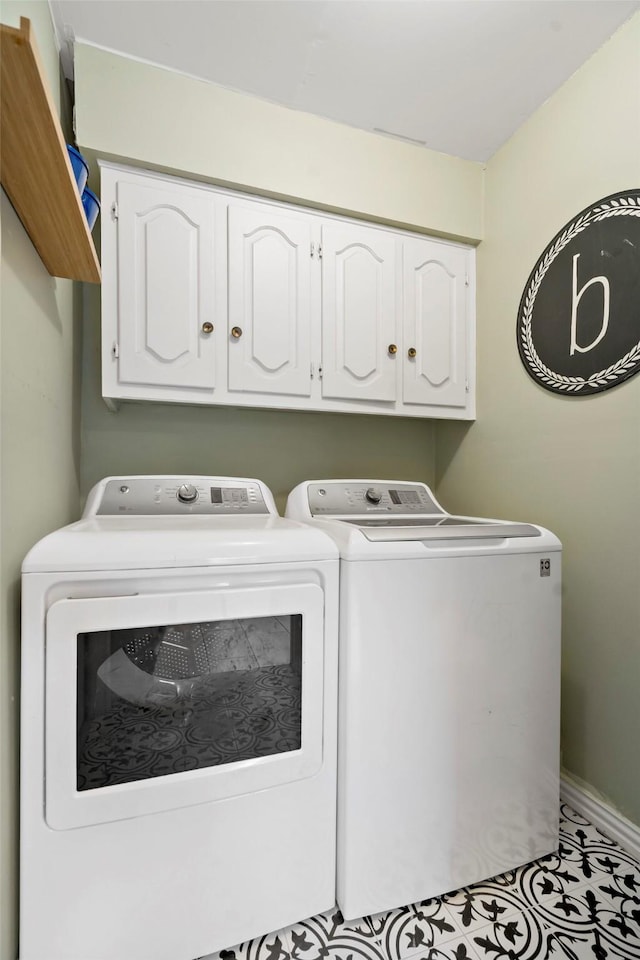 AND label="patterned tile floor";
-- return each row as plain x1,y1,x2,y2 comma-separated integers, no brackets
202,804,640,960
